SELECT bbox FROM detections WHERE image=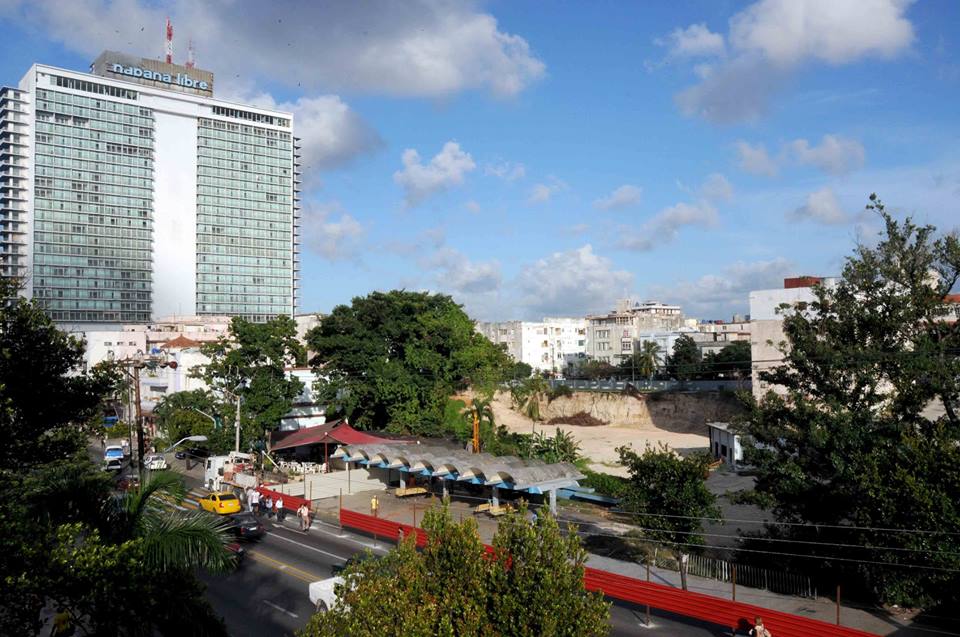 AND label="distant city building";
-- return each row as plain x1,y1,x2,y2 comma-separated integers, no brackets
586,299,684,364
749,276,836,398
476,317,588,373
1,50,301,326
